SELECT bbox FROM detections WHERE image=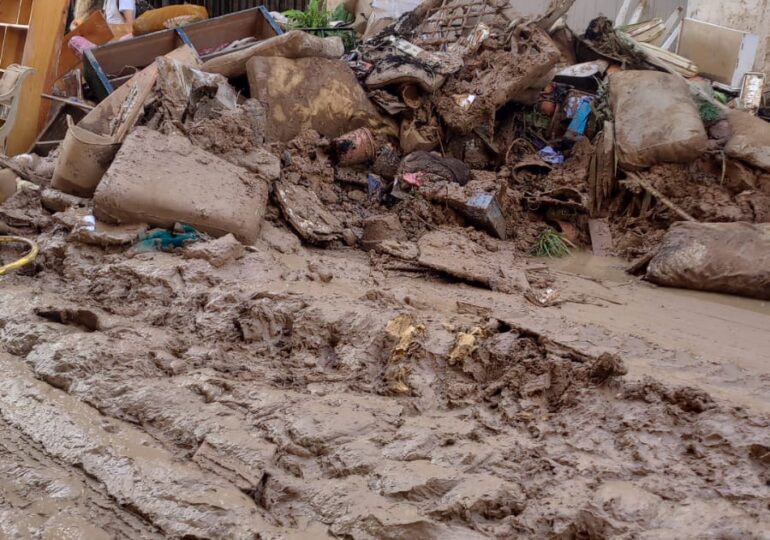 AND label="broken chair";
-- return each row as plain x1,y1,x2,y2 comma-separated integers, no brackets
0,65,36,156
